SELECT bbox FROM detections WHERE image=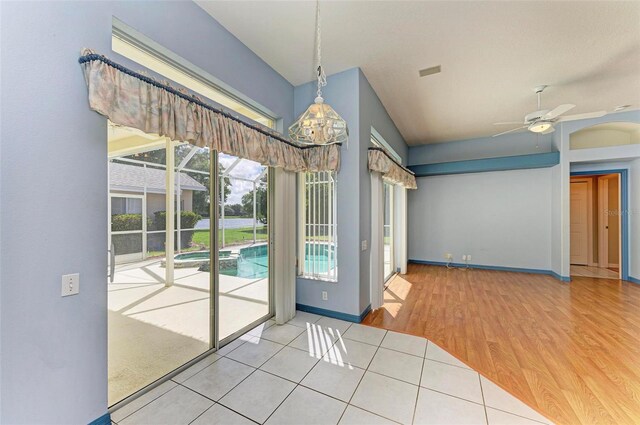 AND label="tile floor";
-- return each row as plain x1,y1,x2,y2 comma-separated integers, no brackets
111,311,554,425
